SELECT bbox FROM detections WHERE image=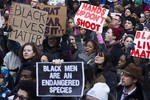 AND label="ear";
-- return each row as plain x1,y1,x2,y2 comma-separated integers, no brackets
133,78,138,83
113,35,116,40
33,52,36,56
